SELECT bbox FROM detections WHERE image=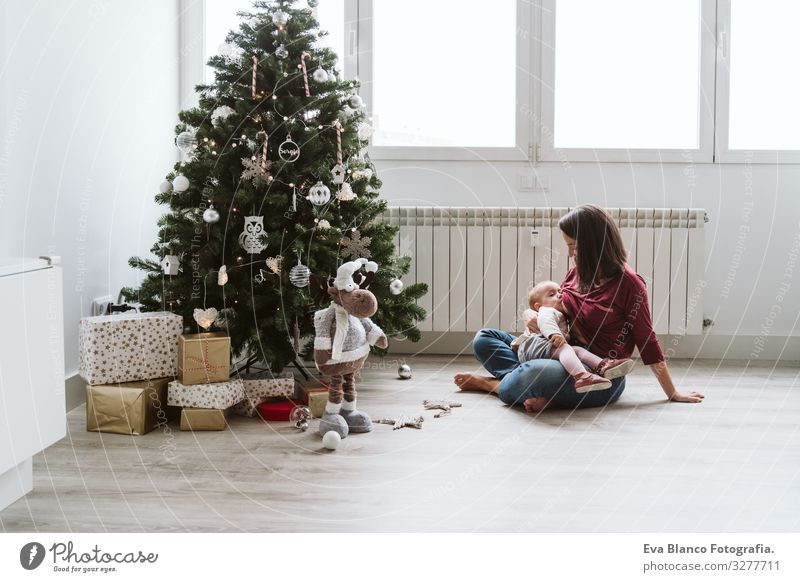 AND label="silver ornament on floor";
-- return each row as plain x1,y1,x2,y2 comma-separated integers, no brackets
202,204,220,224
398,363,412,379
307,181,331,206
289,256,311,288
389,278,404,295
